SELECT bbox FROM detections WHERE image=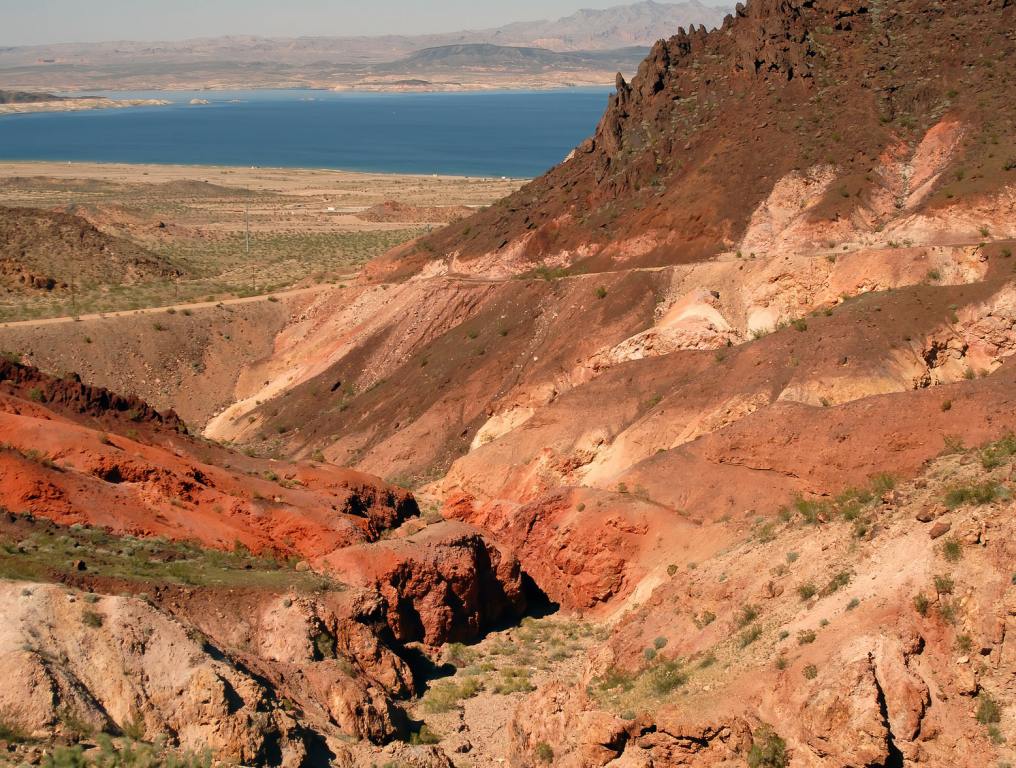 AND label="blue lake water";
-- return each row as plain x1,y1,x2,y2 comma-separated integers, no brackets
0,89,612,177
